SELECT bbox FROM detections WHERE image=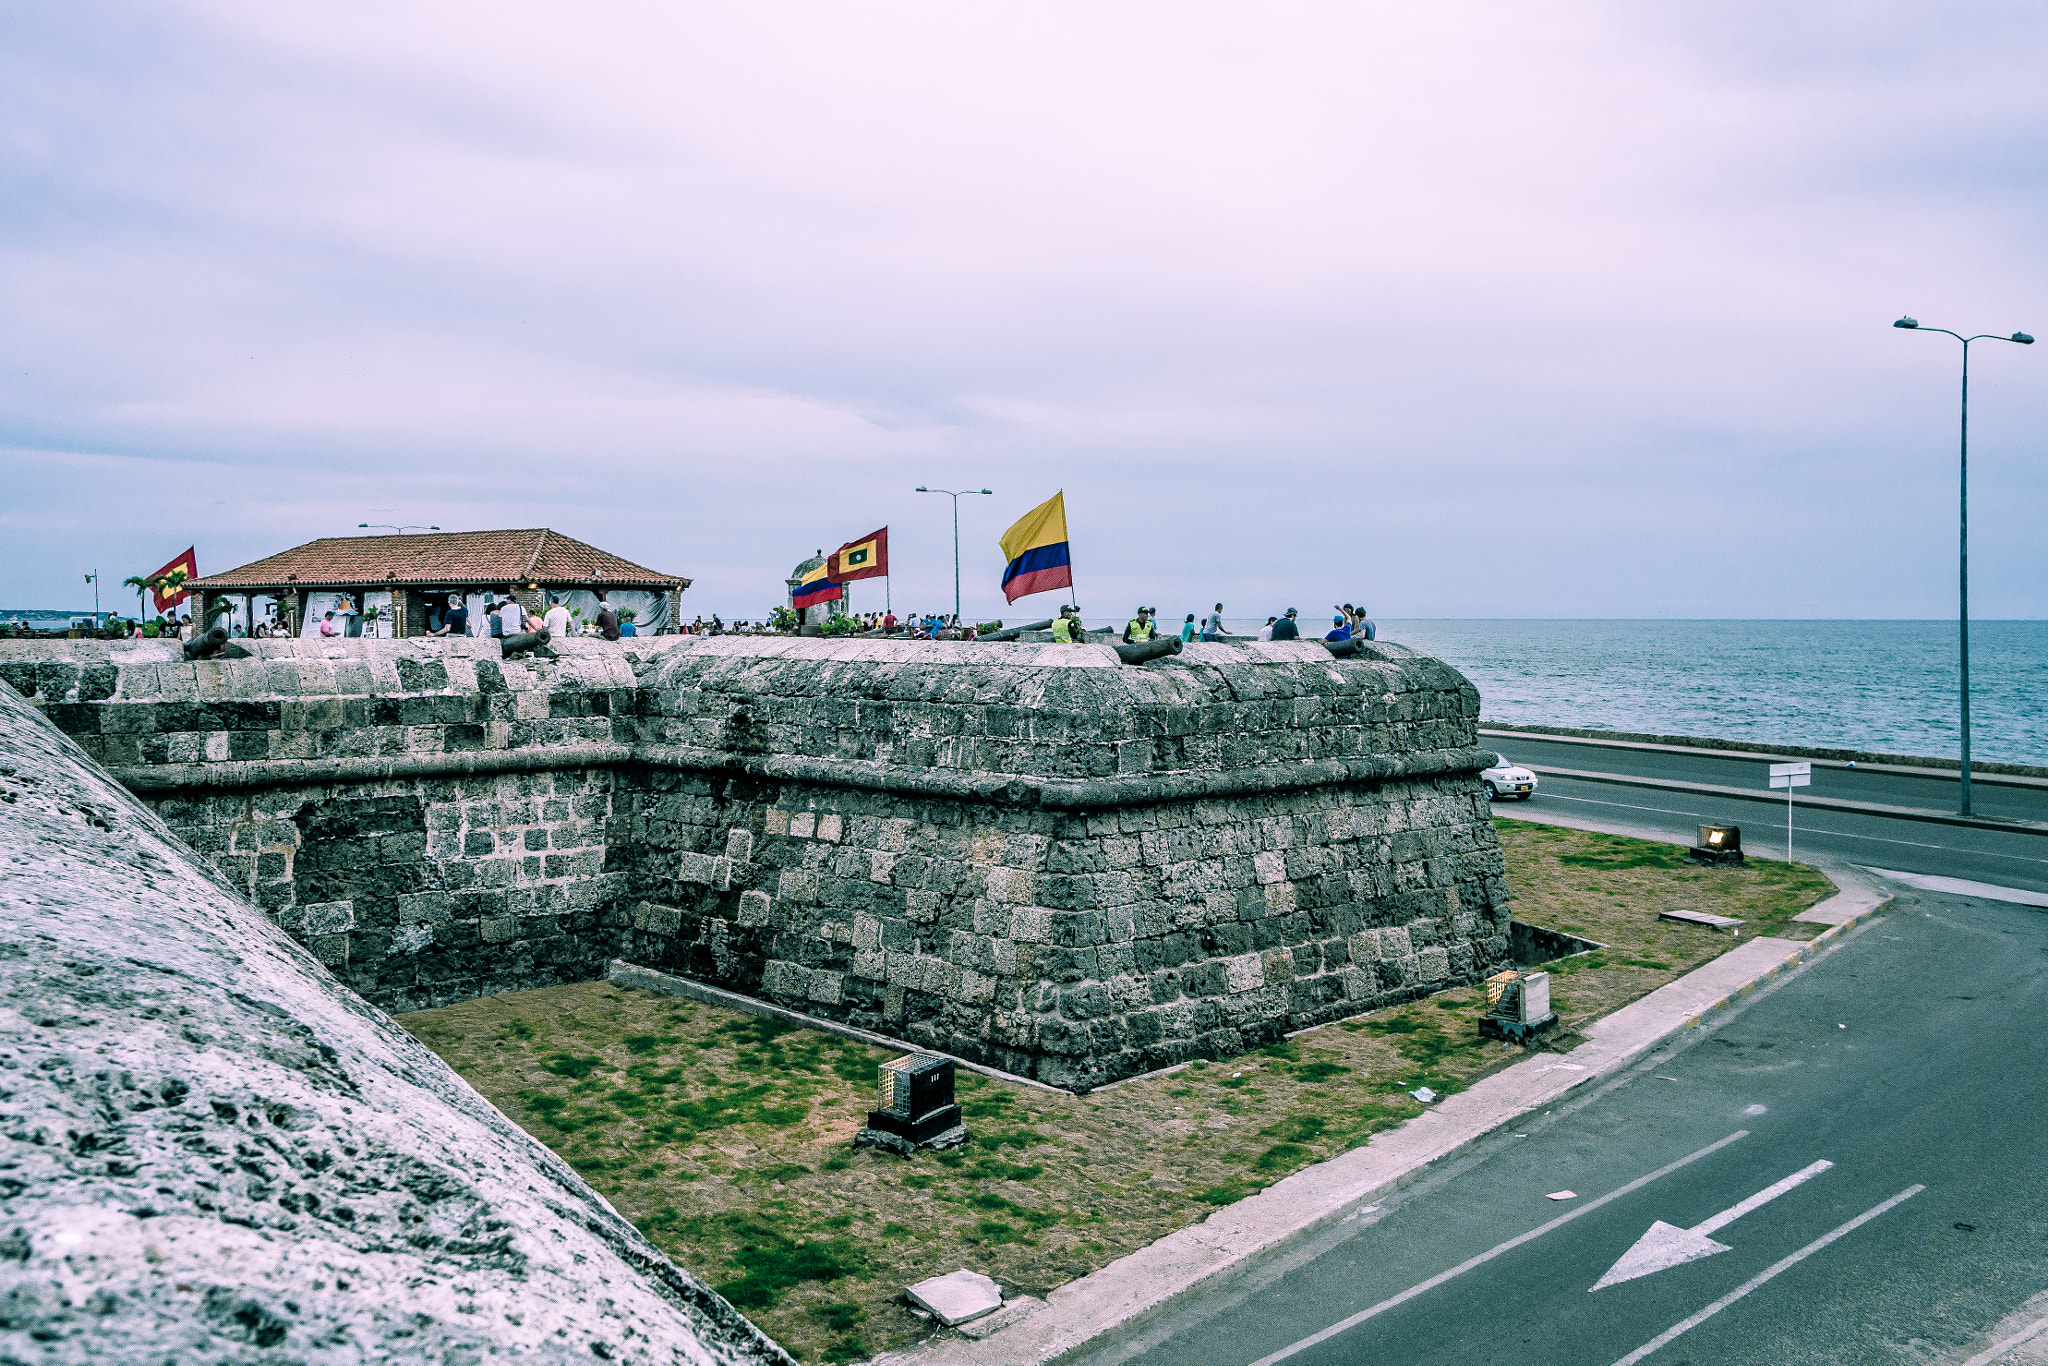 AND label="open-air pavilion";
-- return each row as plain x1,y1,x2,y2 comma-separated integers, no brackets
185,528,689,638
